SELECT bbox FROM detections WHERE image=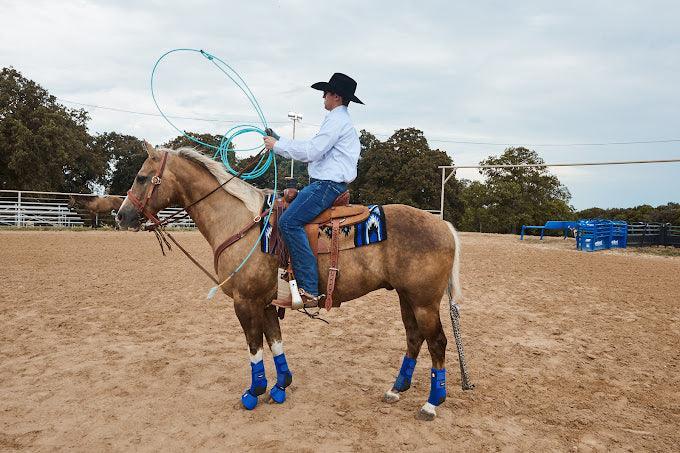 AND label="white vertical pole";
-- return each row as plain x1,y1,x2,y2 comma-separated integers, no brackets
439,168,446,219
290,118,296,178
287,112,302,182
17,191,22,226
